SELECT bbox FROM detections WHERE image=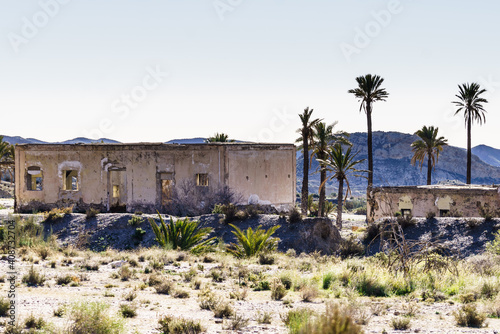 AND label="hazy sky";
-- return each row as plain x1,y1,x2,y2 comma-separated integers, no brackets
2,0,500,148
